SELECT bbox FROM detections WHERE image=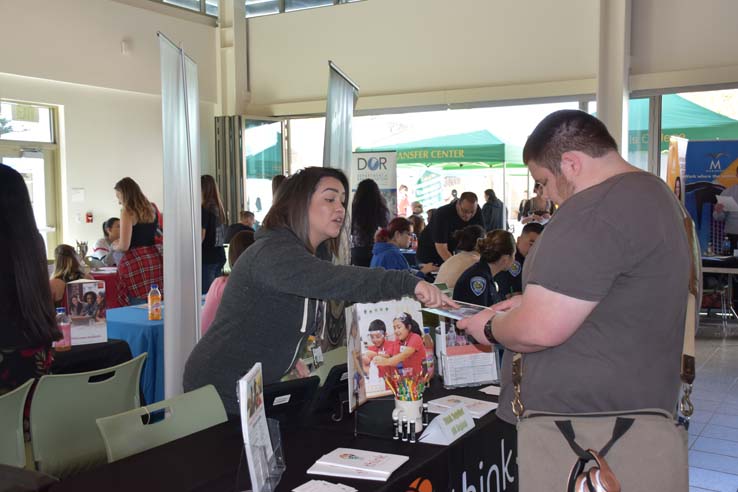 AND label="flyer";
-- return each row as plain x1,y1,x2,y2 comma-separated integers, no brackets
238,363,274,492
